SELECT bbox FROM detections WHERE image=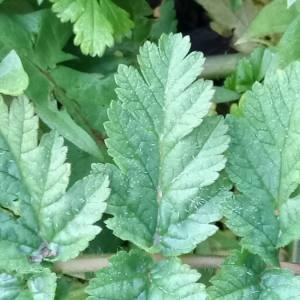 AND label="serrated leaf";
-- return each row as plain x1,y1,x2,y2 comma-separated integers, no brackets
20,130,110,261
0,269,56,300
208,250,265,299
51,0,134,57
224,47,275,93
209,250,300,299
104,33,230,255
86,249,207,300
0,96,110,263
224,195,279,265
0,95,38,211
259,269,300,299
0,11,107,160
225,62,300,263
0,50,29,96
